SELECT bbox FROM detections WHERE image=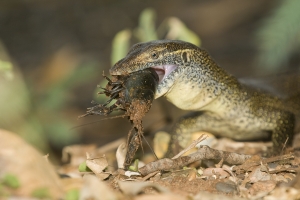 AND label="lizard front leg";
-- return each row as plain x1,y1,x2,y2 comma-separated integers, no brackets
165,109,295,157
270,110,295,155
165,111,225,158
